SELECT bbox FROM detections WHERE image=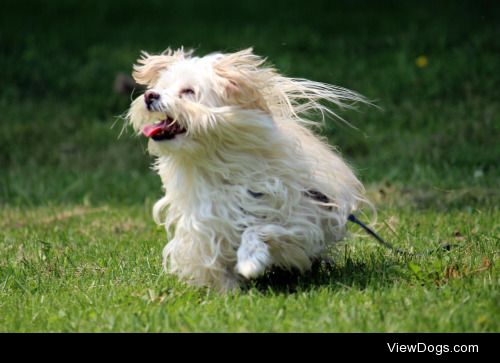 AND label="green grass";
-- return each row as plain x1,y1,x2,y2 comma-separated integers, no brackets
0,0,498,332
1,205,498,332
